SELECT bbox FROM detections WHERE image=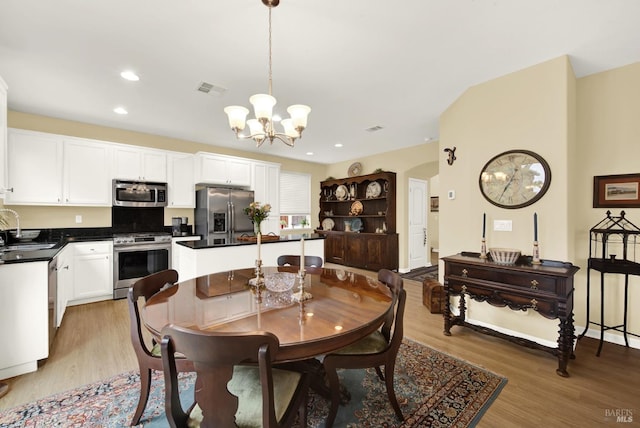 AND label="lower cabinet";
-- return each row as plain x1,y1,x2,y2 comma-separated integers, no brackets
196,291,254,325
55,245,73,327
68,241,113,305
0,261,49,378
322,231,398,271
